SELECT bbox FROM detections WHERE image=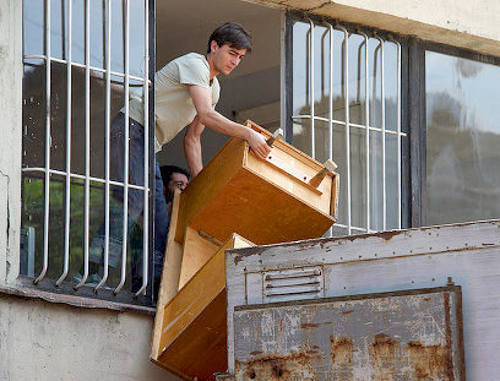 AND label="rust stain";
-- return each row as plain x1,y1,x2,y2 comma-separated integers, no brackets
369,333,400,381
301,321,333,329
235,350,320,380
301,323,320,329
342,309,354,315
407,341,451,381
250,351,263,356
330,336,354,380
